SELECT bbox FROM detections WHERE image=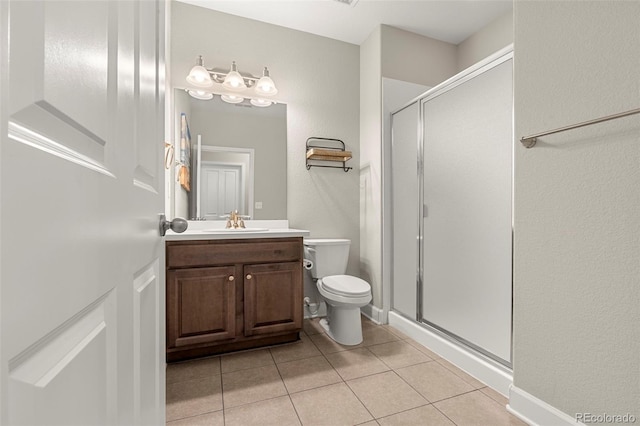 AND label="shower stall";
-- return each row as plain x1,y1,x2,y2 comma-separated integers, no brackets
388,47,514,393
